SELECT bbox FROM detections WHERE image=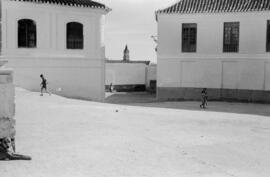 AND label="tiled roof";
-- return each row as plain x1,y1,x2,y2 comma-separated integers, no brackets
156,0,270,14
10,0,109,10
